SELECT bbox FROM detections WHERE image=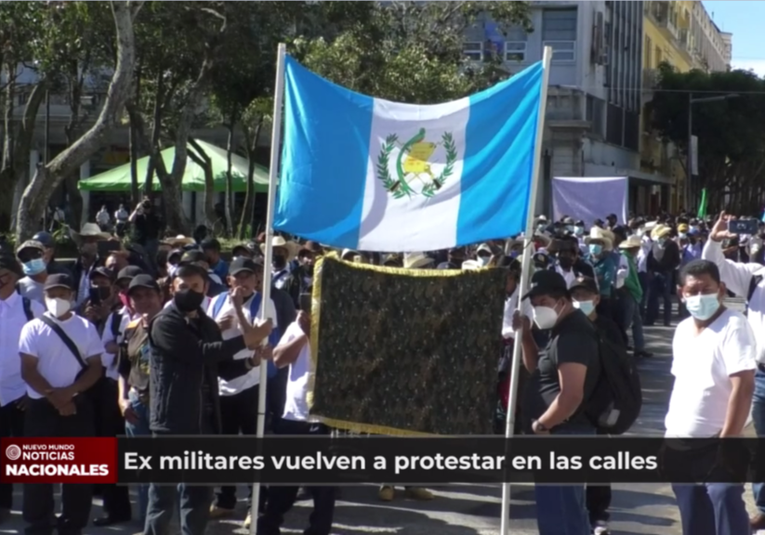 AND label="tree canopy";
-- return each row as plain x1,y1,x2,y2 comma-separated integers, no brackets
651,63,765,213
